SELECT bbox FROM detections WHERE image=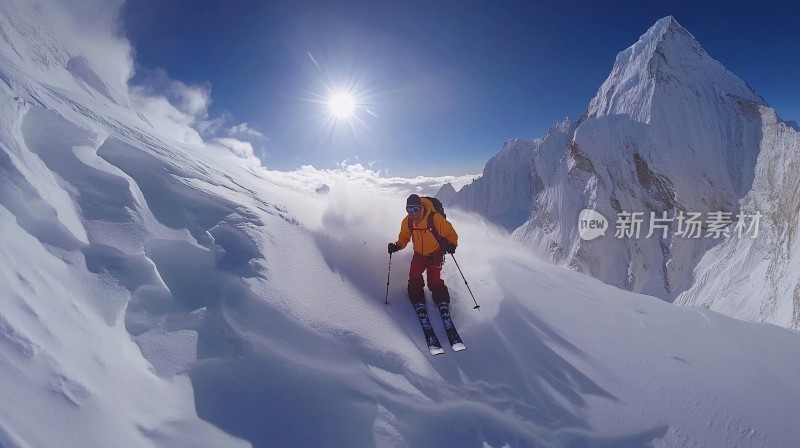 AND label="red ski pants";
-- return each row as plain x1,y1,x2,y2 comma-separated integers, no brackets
408,252,450,306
